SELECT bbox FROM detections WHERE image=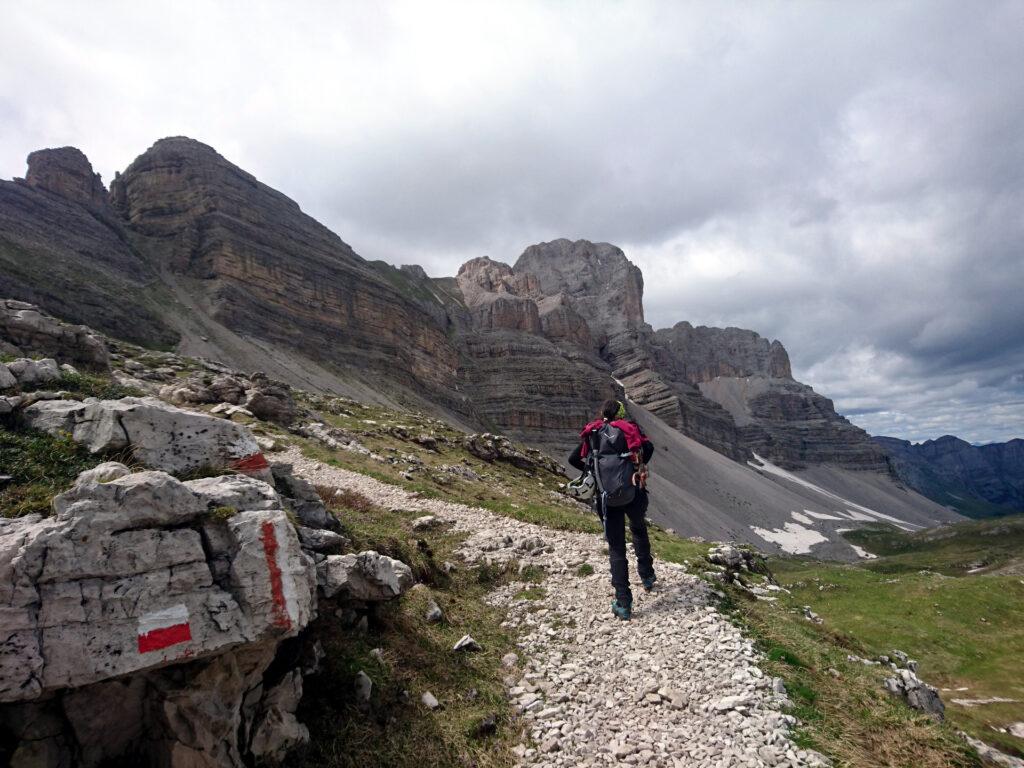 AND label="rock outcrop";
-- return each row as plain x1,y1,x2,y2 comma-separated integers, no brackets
883,669,945,721
0,469,316,765
21,396,271,479
451,238,887,471
0,299,109,370
159,369,298,424
463,432,564,475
